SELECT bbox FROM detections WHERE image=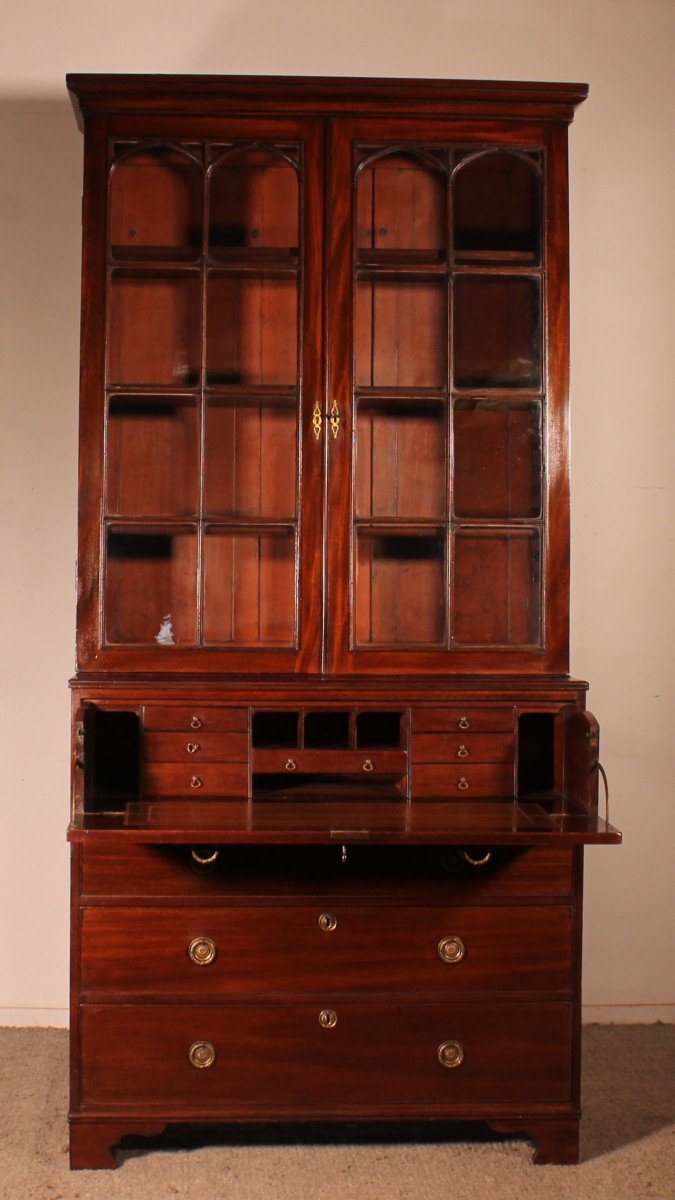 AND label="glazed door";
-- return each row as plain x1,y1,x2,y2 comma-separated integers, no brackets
325,117,568,675
78,116,324,673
